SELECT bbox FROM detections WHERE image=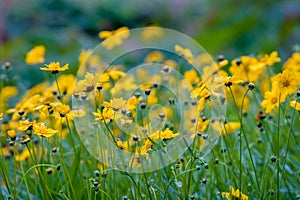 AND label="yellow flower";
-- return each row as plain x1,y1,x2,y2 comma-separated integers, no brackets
222,186,248,200
18,120,34,132
290,101,300,111
127,96,143,111
283,52,300,72
184,69,200,86
191,81,210,99
93,107,114,123
261,90,285,114
0,86,18,112
33,123,57,138
197,118,210,133
229,56,265,82
141,25,164,41
40,62,69,74
174,44,194,64
55,103,71,117
212,121,240,135
271,69,299,99
150,128,178,141
25,45,46,65
7,130,17,140
144,51,164,63
0,113,3,120
15,148,31,162
78,49,92,66
110,98,127,111
260,51,281,66
99,26,130,50
222,71,244,87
